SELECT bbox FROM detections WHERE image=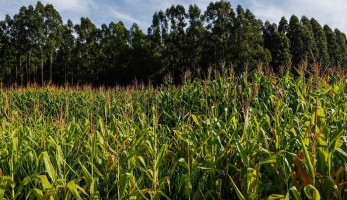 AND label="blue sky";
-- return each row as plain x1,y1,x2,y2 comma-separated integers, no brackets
1,0,347,33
